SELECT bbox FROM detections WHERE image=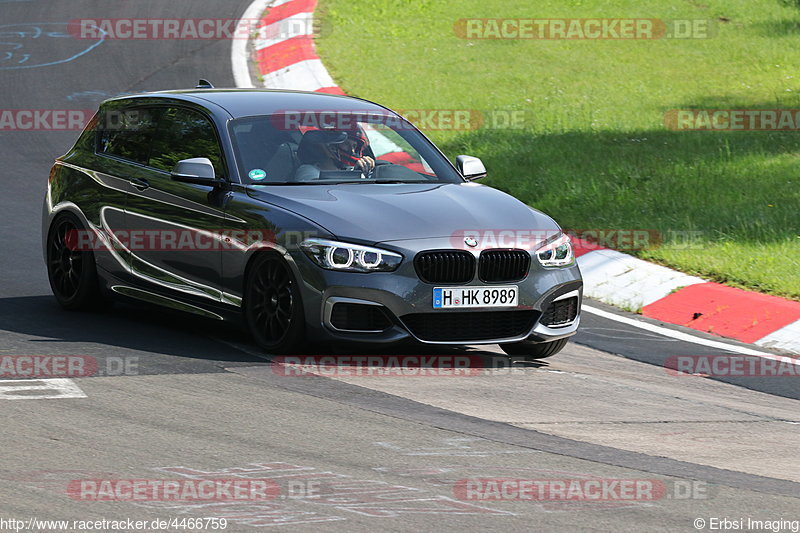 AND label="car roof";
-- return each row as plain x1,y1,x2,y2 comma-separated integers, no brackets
103,89,394,119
